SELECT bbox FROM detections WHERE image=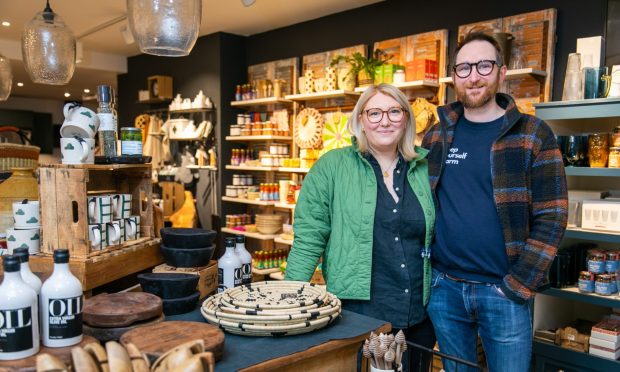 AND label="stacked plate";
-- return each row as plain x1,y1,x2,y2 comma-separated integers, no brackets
201,281,341,336
255,214,283,235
